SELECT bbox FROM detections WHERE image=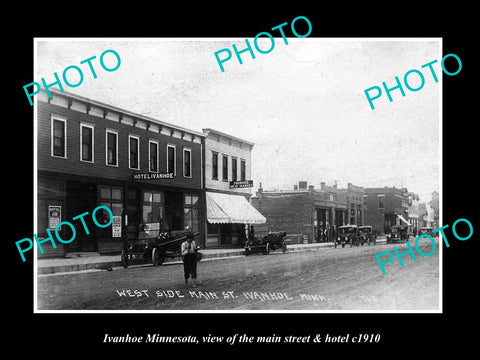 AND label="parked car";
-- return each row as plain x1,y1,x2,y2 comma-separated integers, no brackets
386,224,409,244
121,229,200,268
336,225,359,248
358,225,377,245
245,231,288,256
